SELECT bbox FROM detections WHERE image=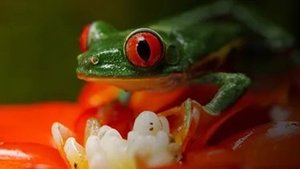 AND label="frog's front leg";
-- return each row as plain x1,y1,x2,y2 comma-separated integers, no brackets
192,72,251,115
